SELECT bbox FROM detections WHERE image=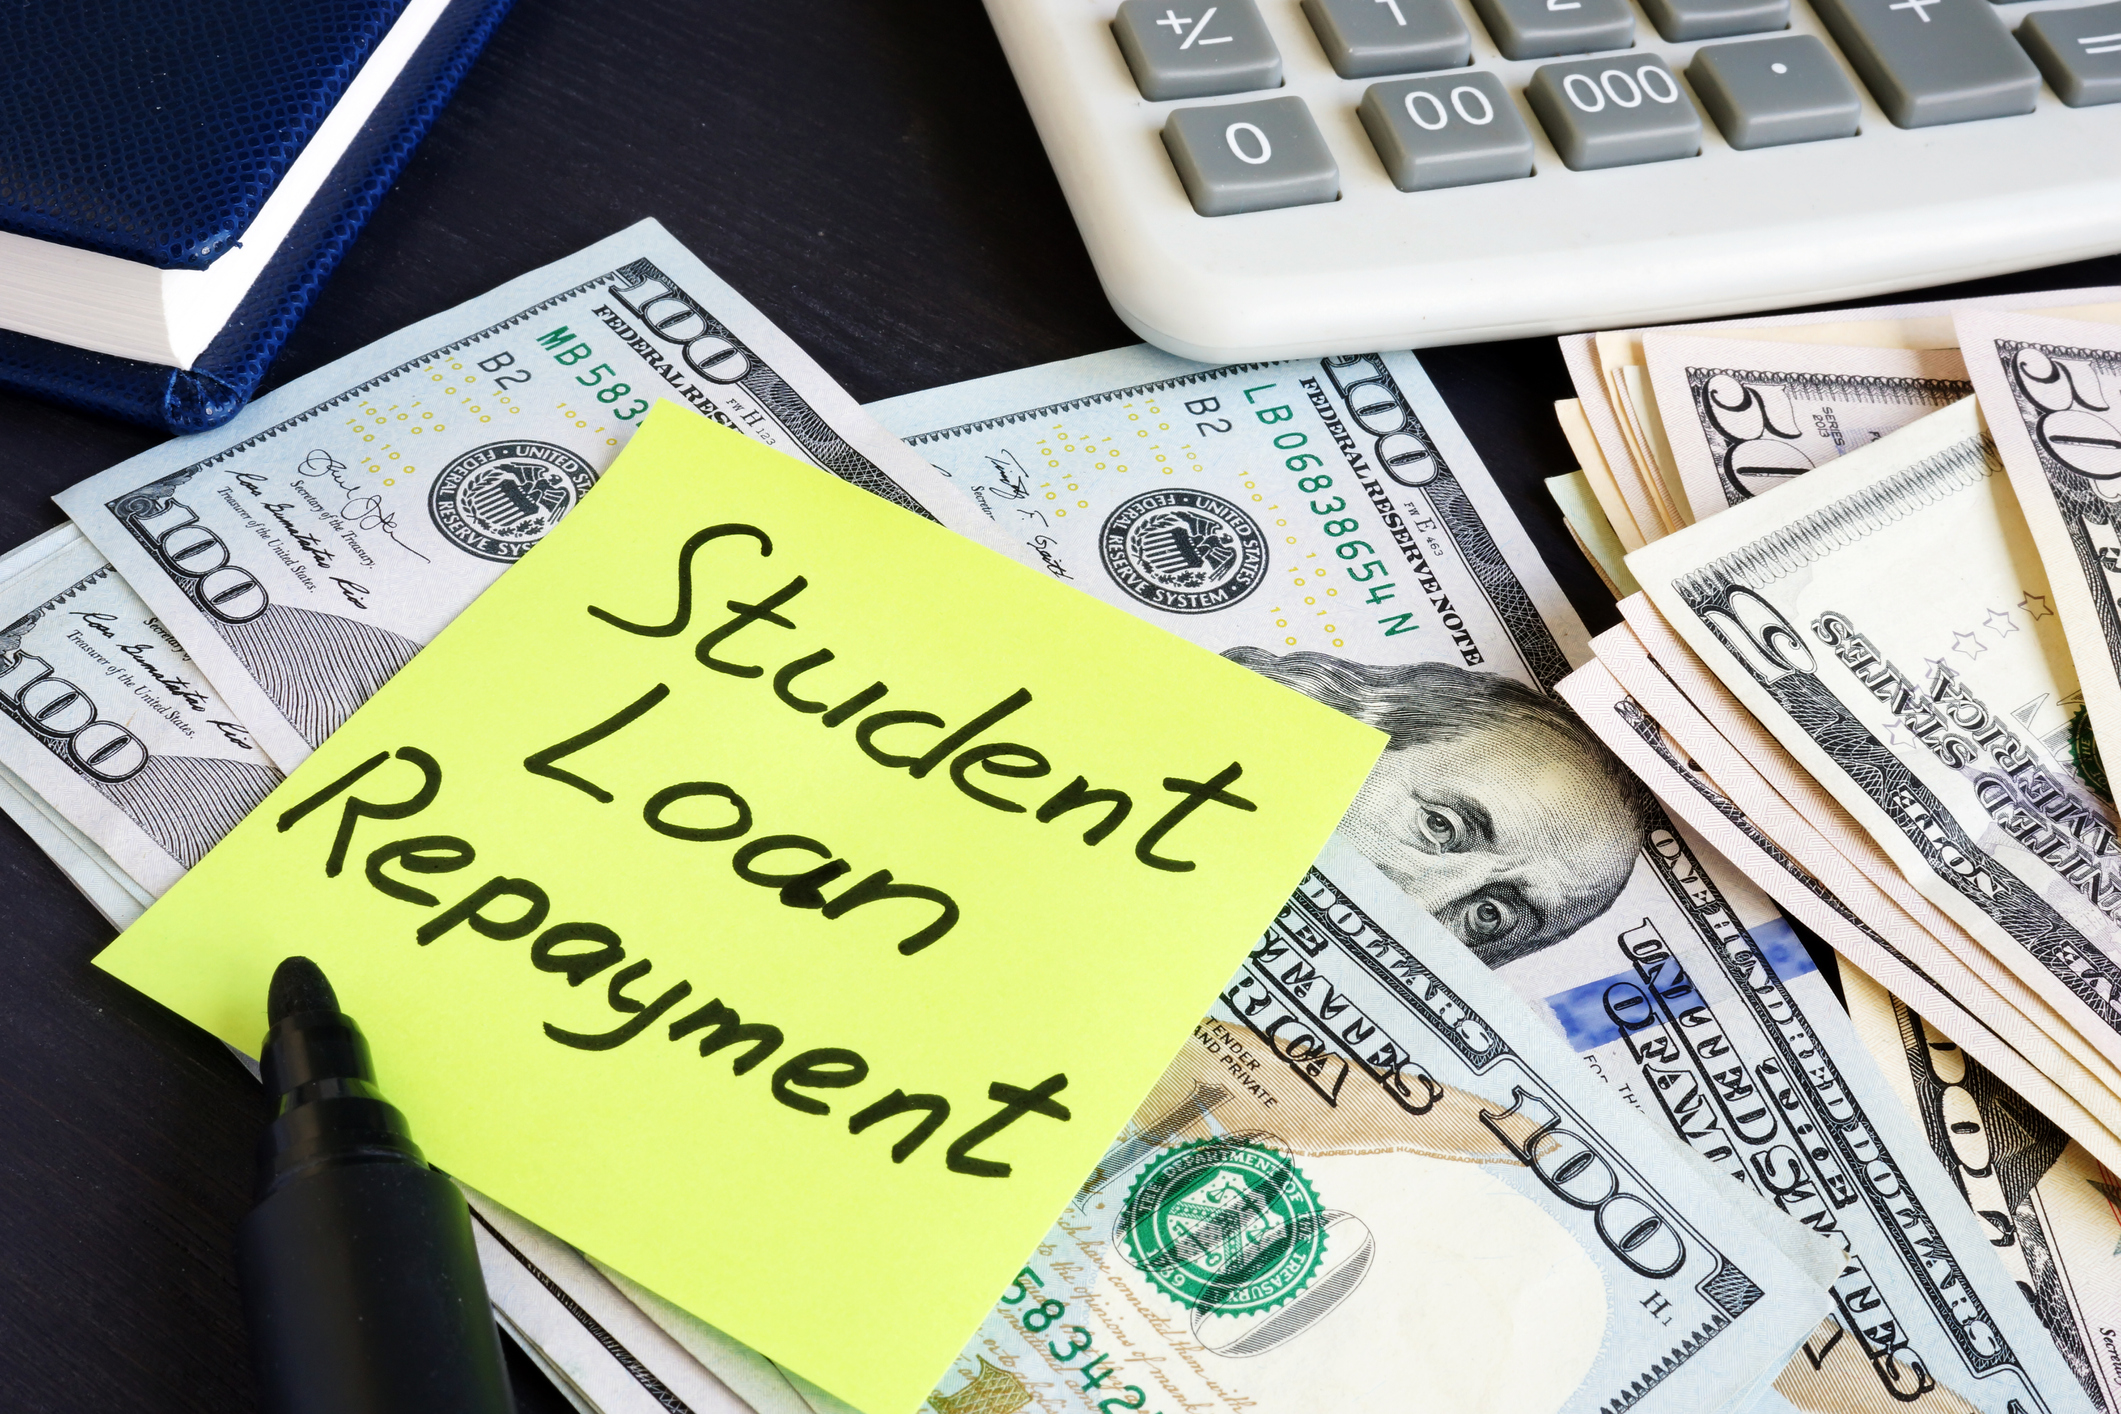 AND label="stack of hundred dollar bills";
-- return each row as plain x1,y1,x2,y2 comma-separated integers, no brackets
5,216,2114,1414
